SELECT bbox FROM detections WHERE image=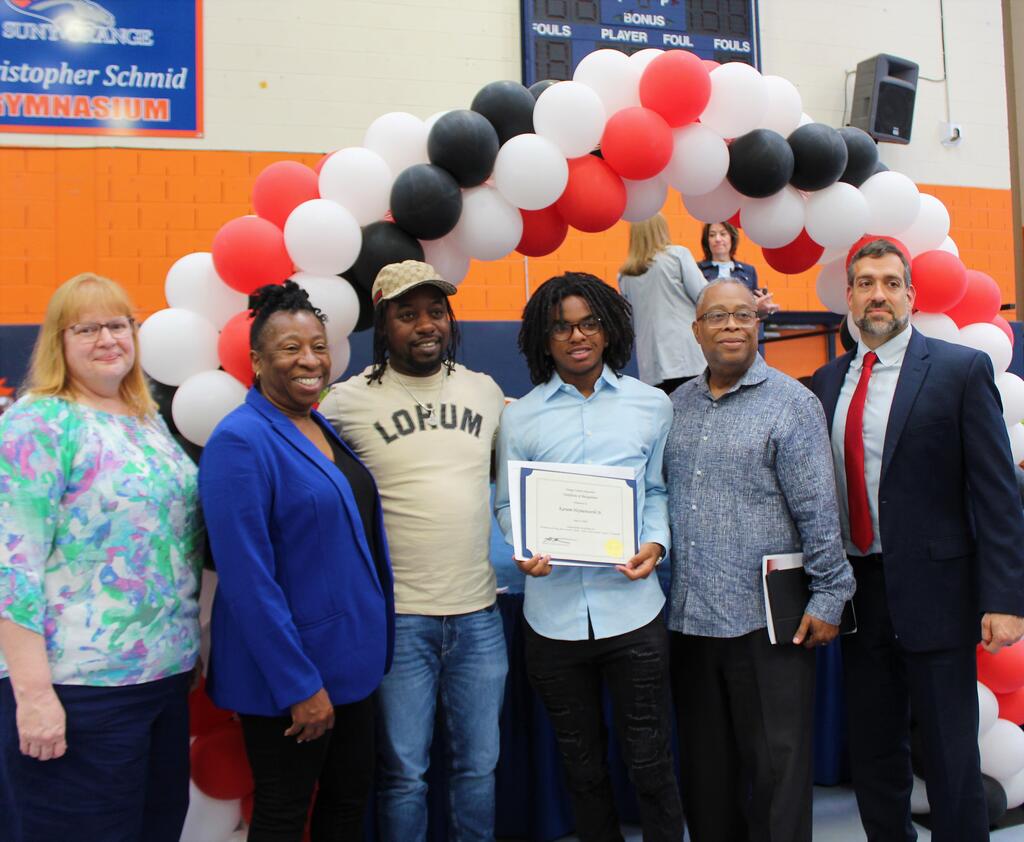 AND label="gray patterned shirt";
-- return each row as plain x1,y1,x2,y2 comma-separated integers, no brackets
665,354,855,637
